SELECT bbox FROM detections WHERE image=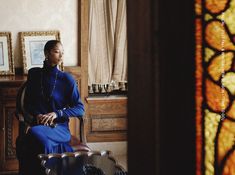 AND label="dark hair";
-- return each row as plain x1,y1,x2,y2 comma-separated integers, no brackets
44,40,61,54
